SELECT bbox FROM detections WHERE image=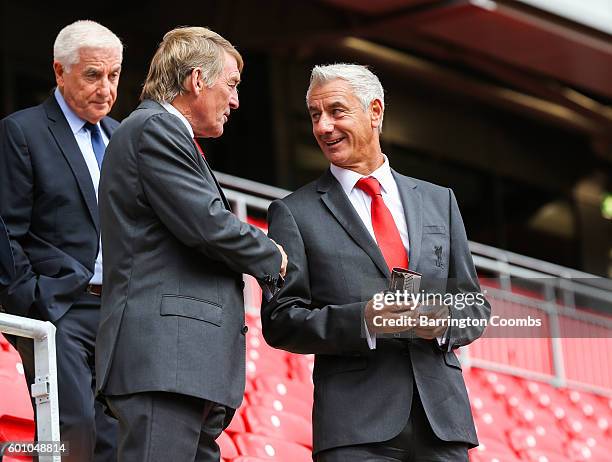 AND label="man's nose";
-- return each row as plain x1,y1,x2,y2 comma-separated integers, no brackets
97,77,111,96
229,89,239,109
314,114,333,134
